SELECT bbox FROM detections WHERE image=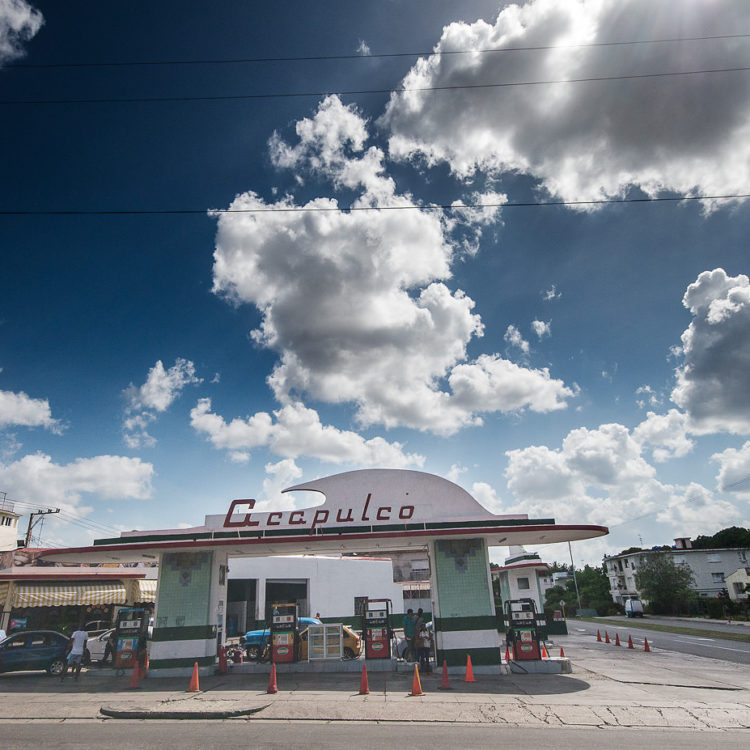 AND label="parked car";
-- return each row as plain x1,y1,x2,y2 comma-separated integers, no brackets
84,620,112,638
298,624,361,660
86,628,114,663
243,617,322,660
0,630,69,676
